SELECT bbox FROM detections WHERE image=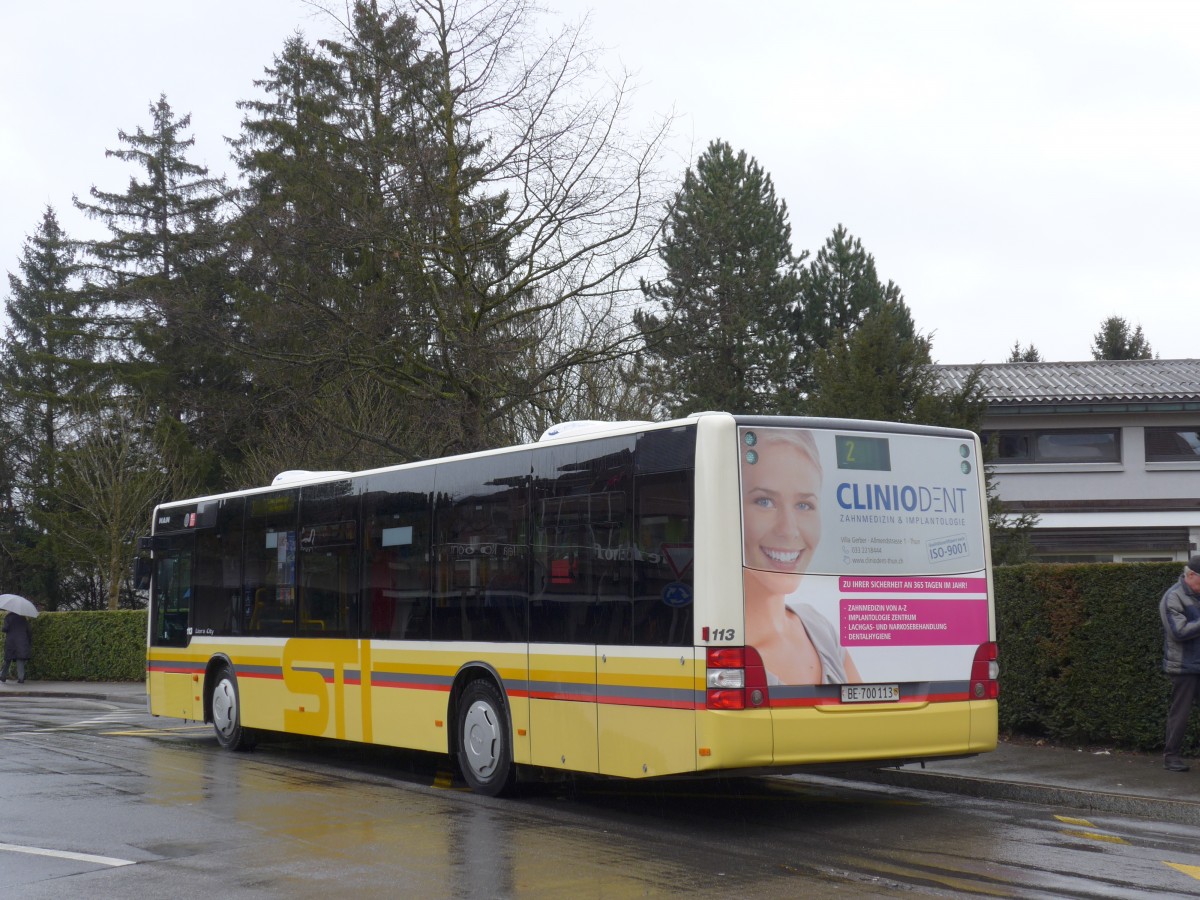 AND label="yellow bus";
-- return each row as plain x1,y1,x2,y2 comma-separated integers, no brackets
141,413,997,795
